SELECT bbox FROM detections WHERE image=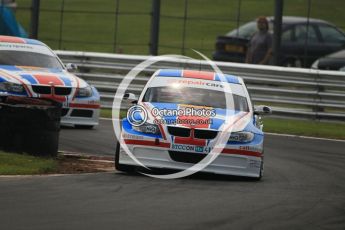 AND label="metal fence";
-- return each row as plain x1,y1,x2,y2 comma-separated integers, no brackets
10,0,345,59
55,50,345,122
